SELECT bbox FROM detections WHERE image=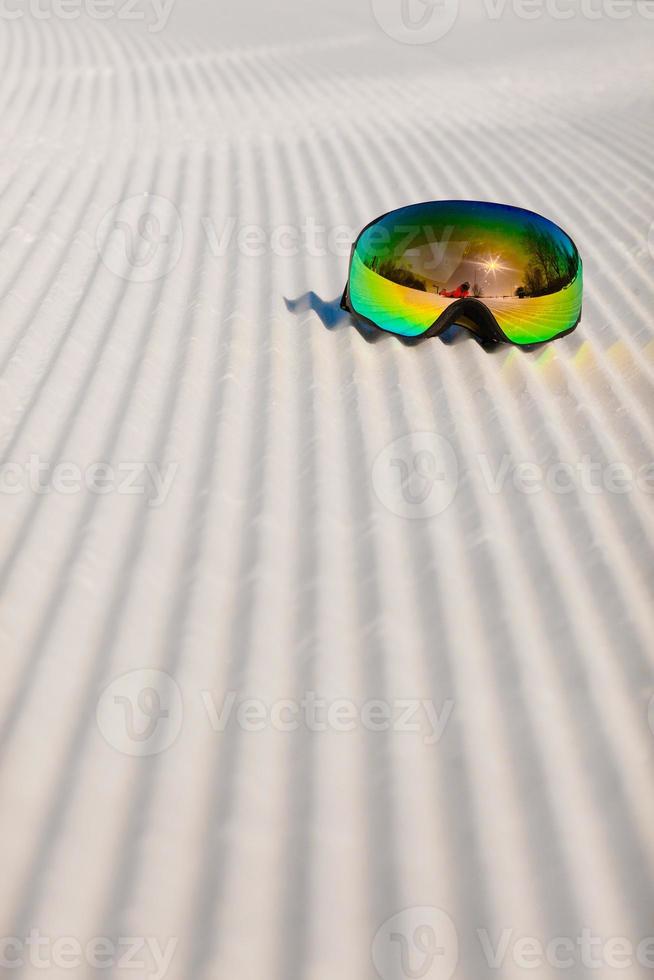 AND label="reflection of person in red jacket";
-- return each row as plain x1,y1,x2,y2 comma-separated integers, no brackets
439,282,471,298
